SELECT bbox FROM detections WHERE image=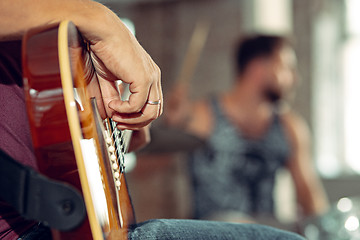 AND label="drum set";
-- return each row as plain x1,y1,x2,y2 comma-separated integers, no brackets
301,197,360,240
